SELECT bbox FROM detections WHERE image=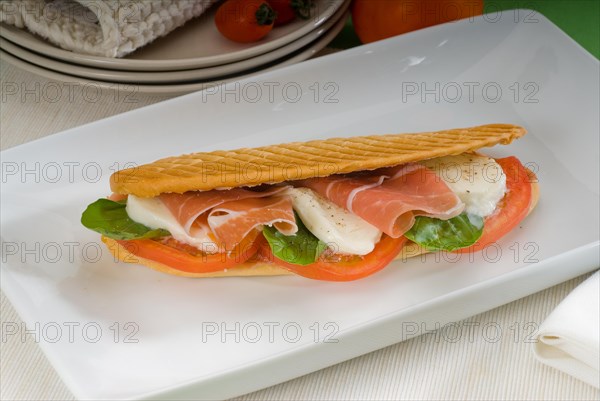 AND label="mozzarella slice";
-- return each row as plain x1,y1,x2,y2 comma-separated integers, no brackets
286,188,382,255
420,154,507,217
126,195,219,254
